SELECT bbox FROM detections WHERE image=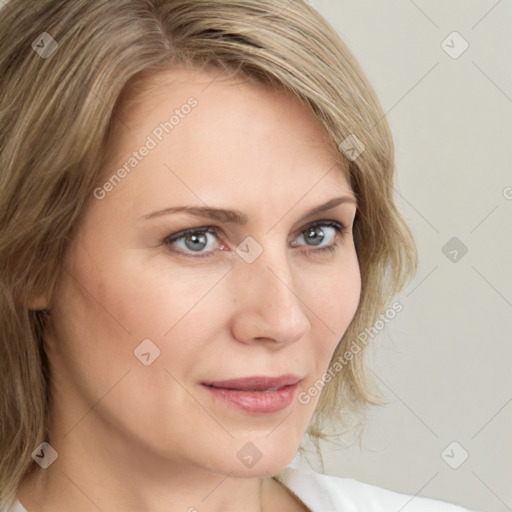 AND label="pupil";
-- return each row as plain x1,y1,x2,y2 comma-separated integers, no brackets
185,233,207,251
306,227,324,246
